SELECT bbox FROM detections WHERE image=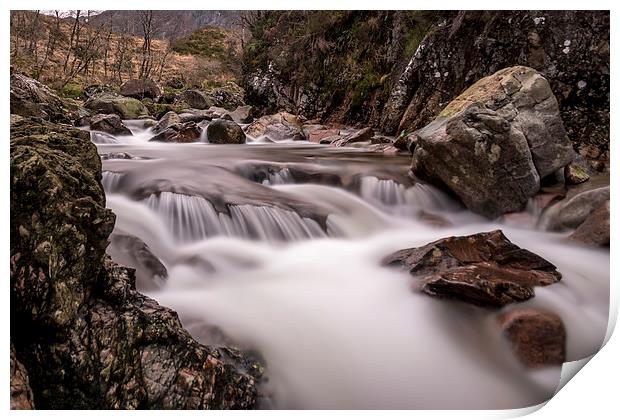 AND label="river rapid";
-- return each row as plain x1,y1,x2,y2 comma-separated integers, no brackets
94,120,609,410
